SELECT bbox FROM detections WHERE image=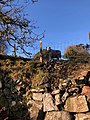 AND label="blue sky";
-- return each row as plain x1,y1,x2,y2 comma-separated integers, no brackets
26,0,90,56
